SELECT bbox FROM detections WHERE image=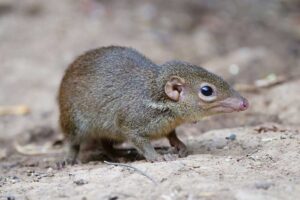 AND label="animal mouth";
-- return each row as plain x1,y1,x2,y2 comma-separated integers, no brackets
209,105,236,113
208,97,249,114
